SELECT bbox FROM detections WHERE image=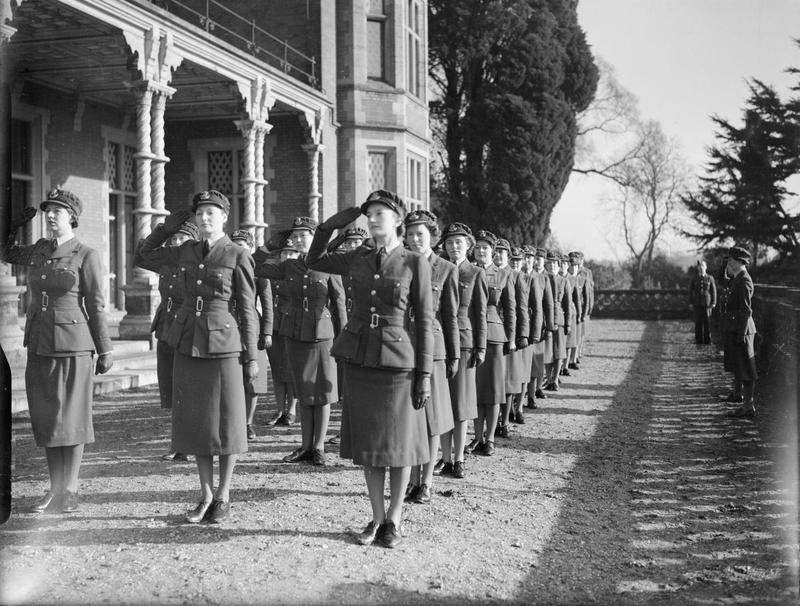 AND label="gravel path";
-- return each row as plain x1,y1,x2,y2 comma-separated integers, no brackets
1,320,797,605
